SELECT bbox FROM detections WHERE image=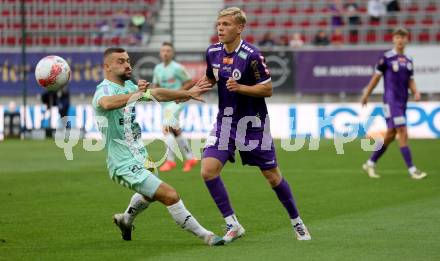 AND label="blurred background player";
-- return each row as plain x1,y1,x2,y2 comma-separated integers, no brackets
152,42,199,172
92,47,223,245
197,7,311,243
361,27,427,180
